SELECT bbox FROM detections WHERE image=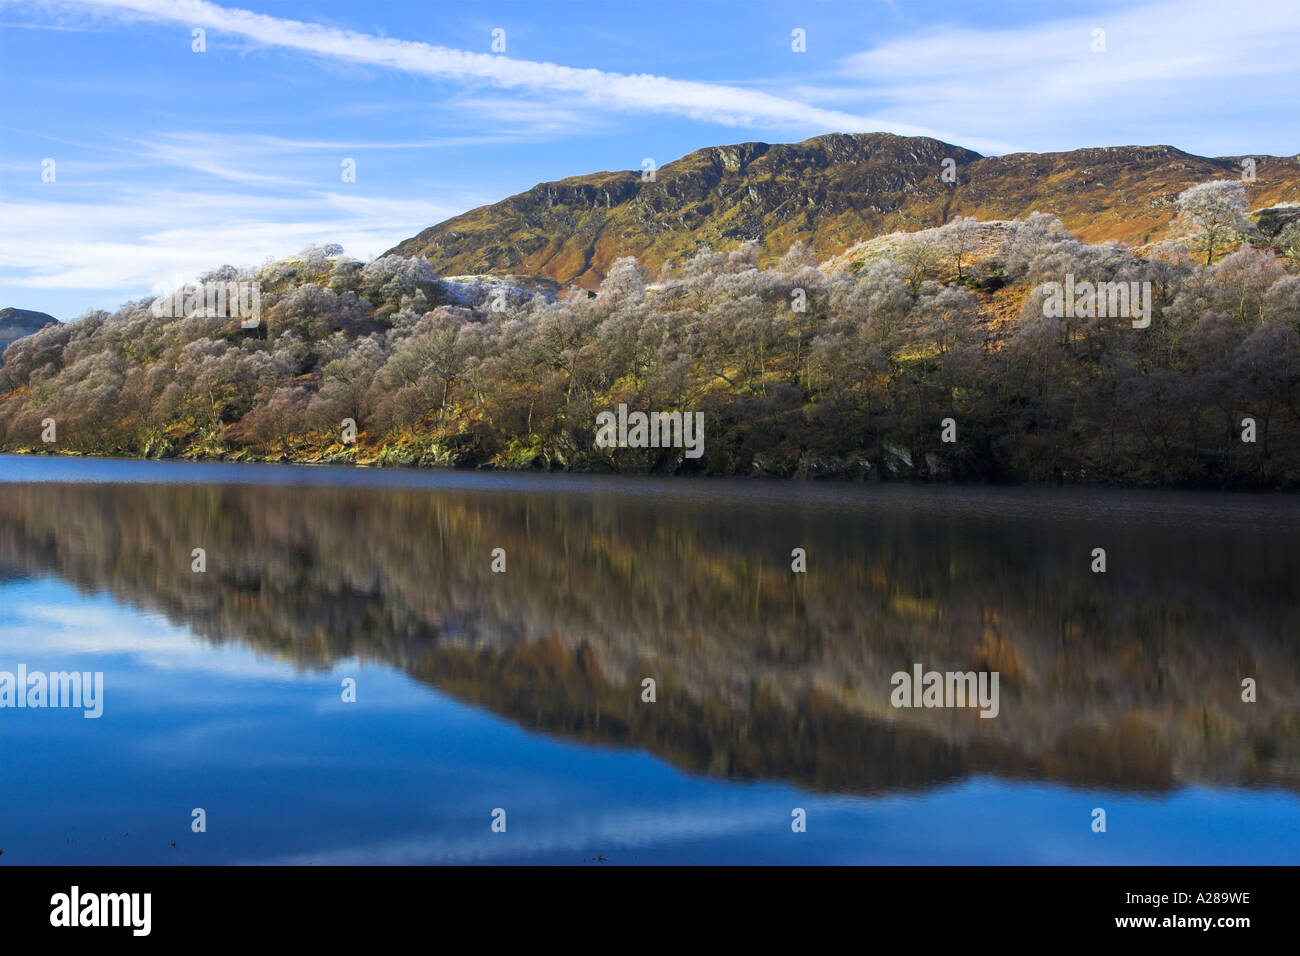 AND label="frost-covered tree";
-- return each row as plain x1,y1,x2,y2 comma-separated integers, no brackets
1174,181,1255,266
